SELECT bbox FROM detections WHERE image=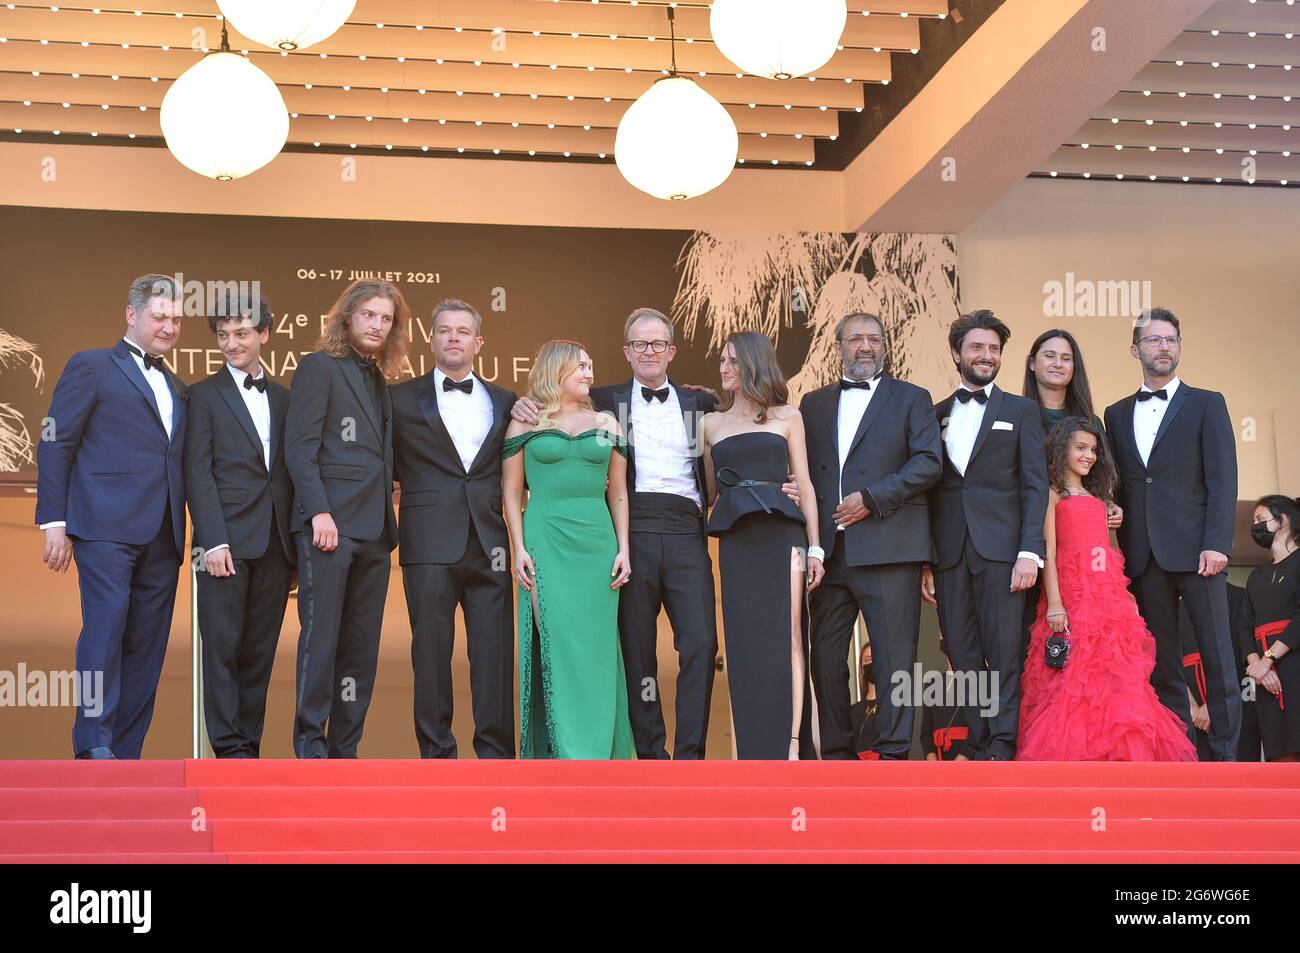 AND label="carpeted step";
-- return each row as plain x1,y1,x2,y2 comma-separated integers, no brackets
0,819,213,853
0,787,199,820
